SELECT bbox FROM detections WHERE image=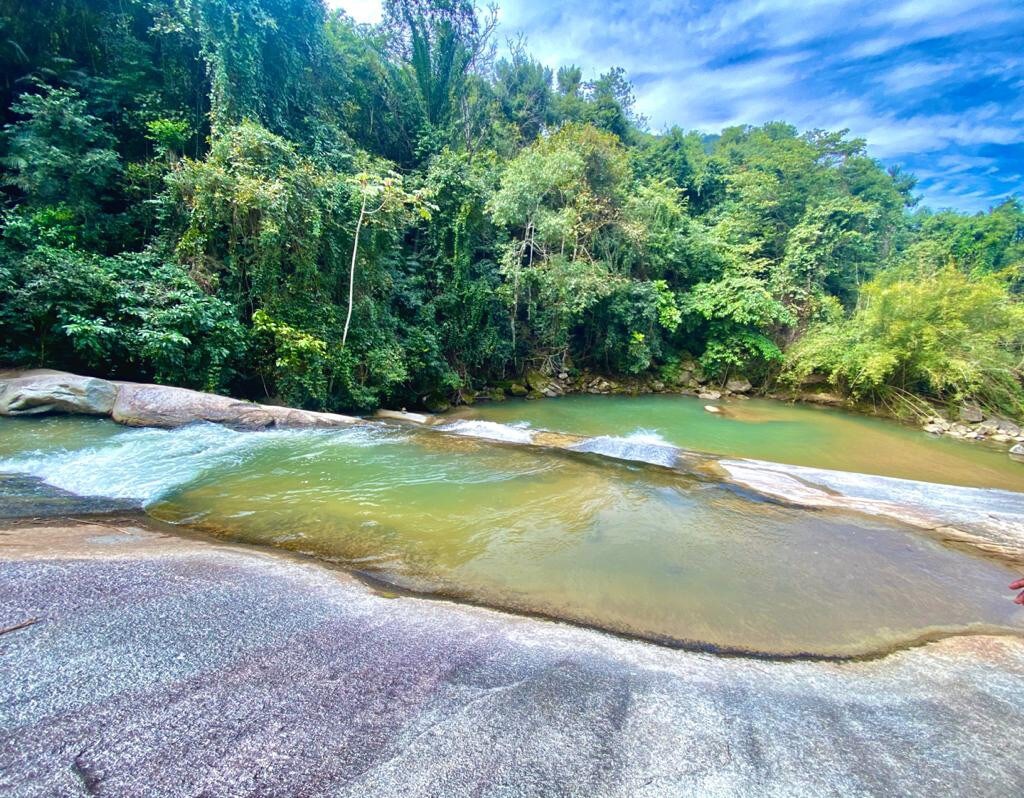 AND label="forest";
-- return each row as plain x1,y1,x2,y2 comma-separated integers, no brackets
1,0,1022,417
